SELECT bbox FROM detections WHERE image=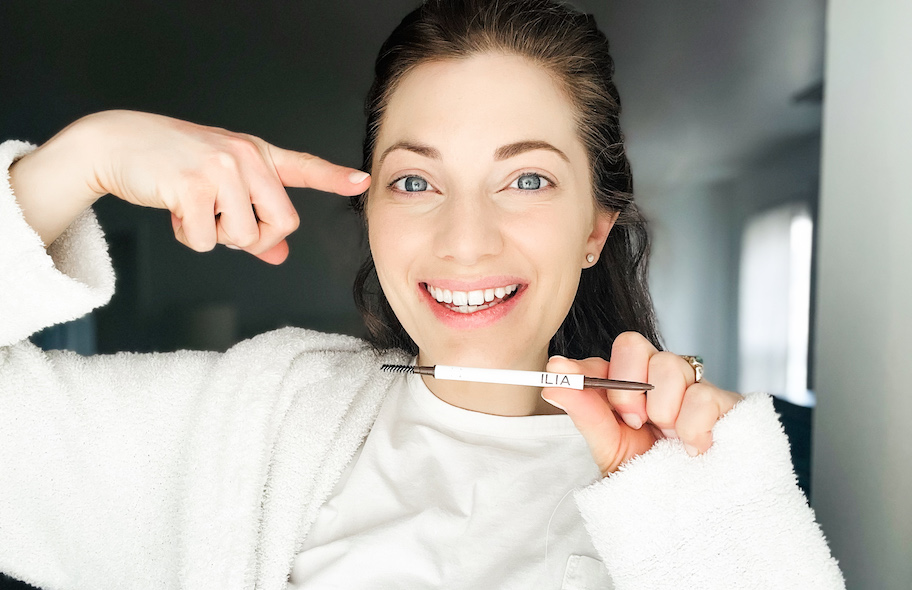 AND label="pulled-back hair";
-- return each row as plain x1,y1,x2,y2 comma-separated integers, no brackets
351,0,663,359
